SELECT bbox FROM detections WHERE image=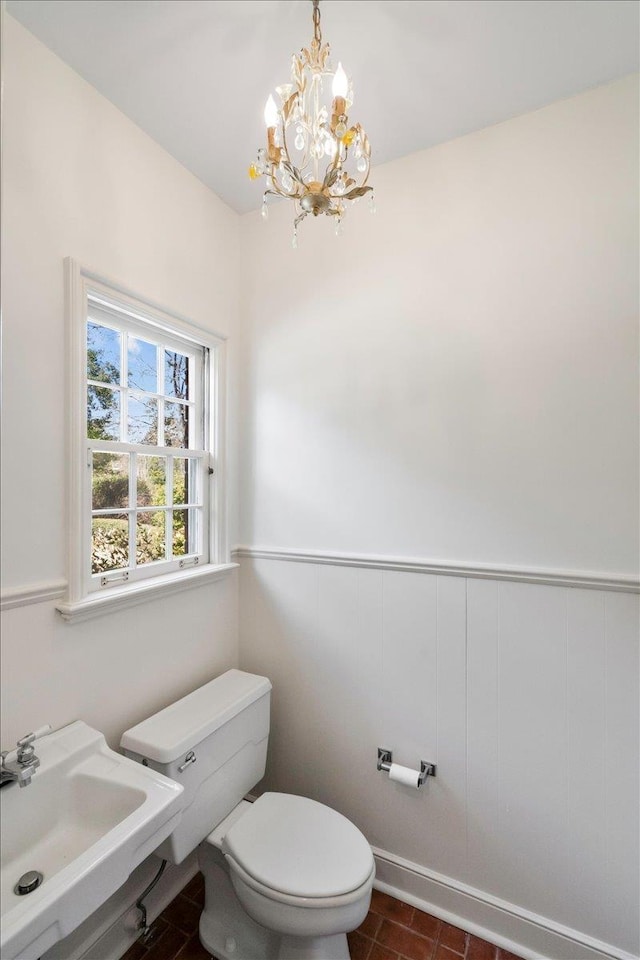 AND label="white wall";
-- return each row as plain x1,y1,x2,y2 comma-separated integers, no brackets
0,15,240,748
239,76,639,577
239,77,639,959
